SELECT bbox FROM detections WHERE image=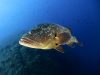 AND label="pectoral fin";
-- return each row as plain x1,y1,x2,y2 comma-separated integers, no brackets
55,46,64,53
